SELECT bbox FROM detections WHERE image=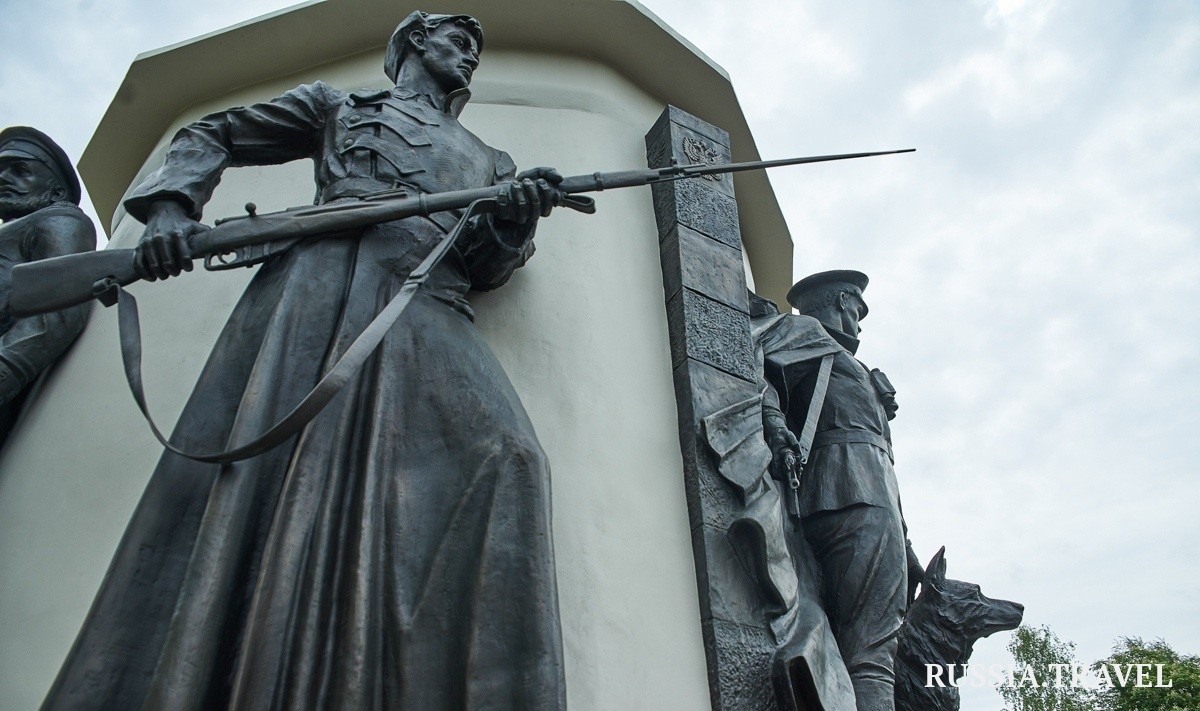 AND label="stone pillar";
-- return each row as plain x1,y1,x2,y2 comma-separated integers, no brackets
647,106,779,709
